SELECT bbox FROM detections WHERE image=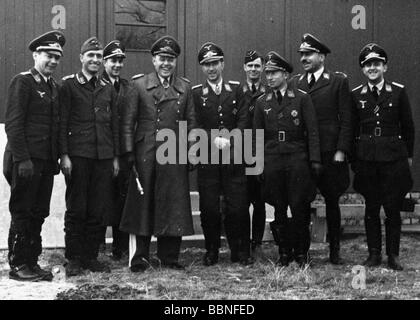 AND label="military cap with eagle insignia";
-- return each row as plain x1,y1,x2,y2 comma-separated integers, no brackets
80,37,103,55
264,51,293,73
150,35,181,57
198,42,224,65
359,43,388,67
103,40,126,60
28,30,66,56
244,50,263,64
298,33,331,55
